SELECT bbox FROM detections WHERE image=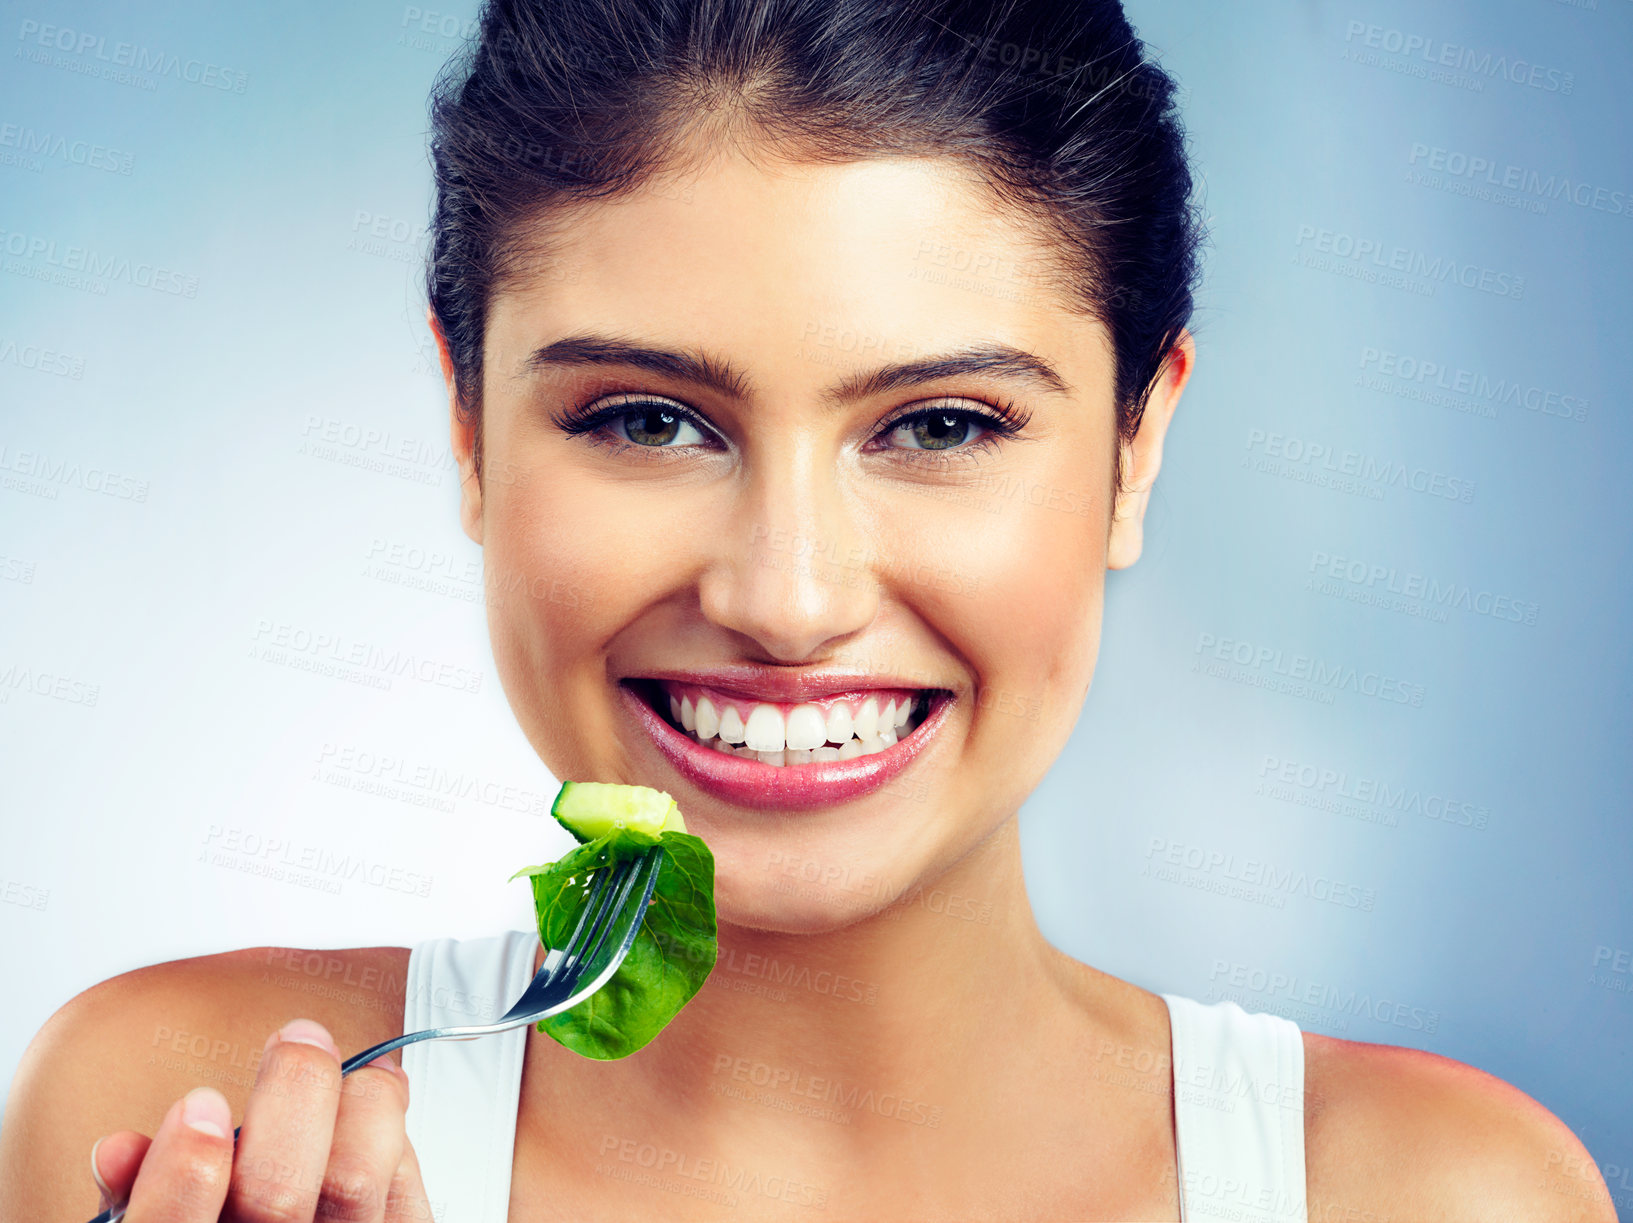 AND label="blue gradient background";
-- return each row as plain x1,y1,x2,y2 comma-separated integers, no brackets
1,0,1629,1204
